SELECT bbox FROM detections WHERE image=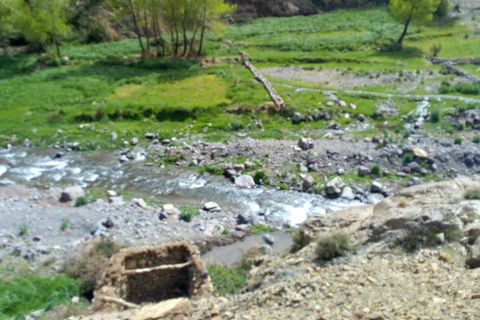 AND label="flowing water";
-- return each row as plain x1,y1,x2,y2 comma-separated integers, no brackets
0,147,380,226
